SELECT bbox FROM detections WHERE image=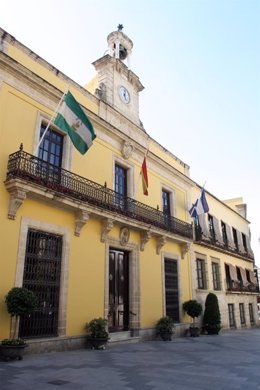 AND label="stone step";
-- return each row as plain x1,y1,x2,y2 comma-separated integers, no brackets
109,331,140,345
